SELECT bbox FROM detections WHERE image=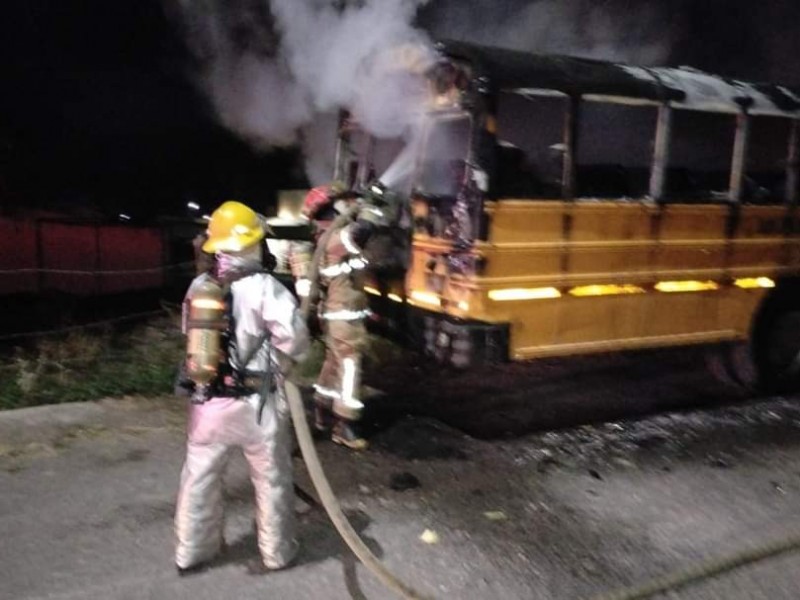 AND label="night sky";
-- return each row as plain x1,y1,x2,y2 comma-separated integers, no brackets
2,1,799,221
2,0,305,221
